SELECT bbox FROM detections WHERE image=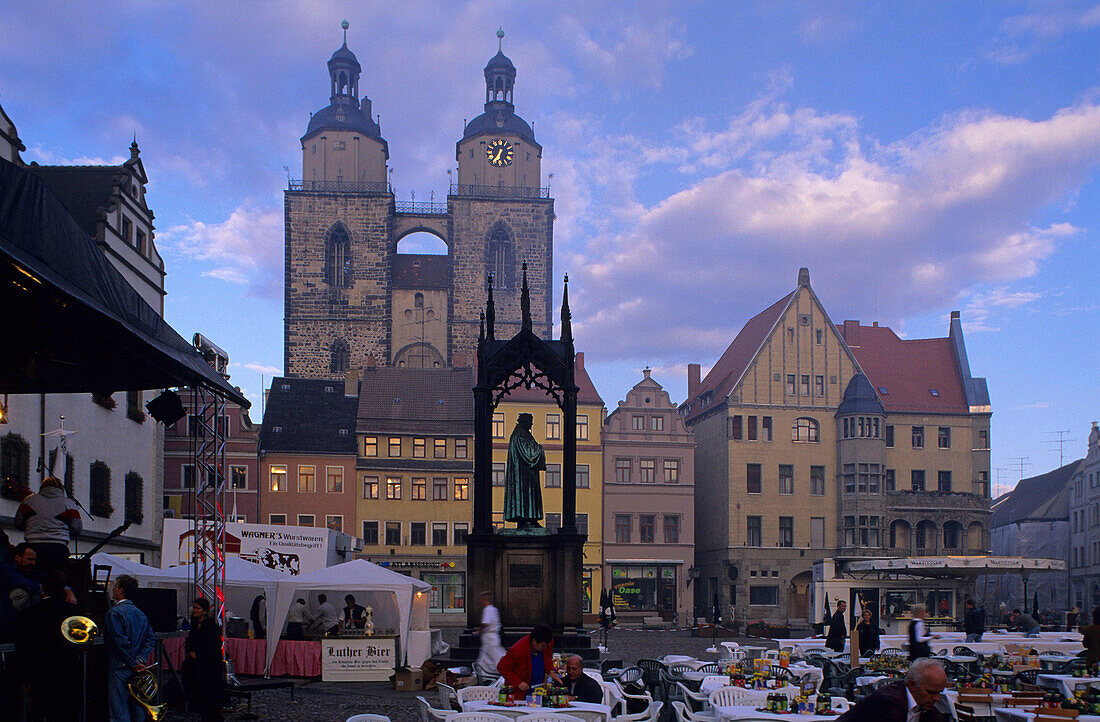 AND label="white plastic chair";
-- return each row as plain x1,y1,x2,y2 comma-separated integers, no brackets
438,682,460,711
671,700,716,722
583,668,604,681
614,677,654,709
613,700,662,722
708,687,759,708
676,682,710,712
347,716,391,722
516,715,586,722
601,680,627,715
443,714,512,722
457,686,502,707
474,662,503,685
416,696,451,722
